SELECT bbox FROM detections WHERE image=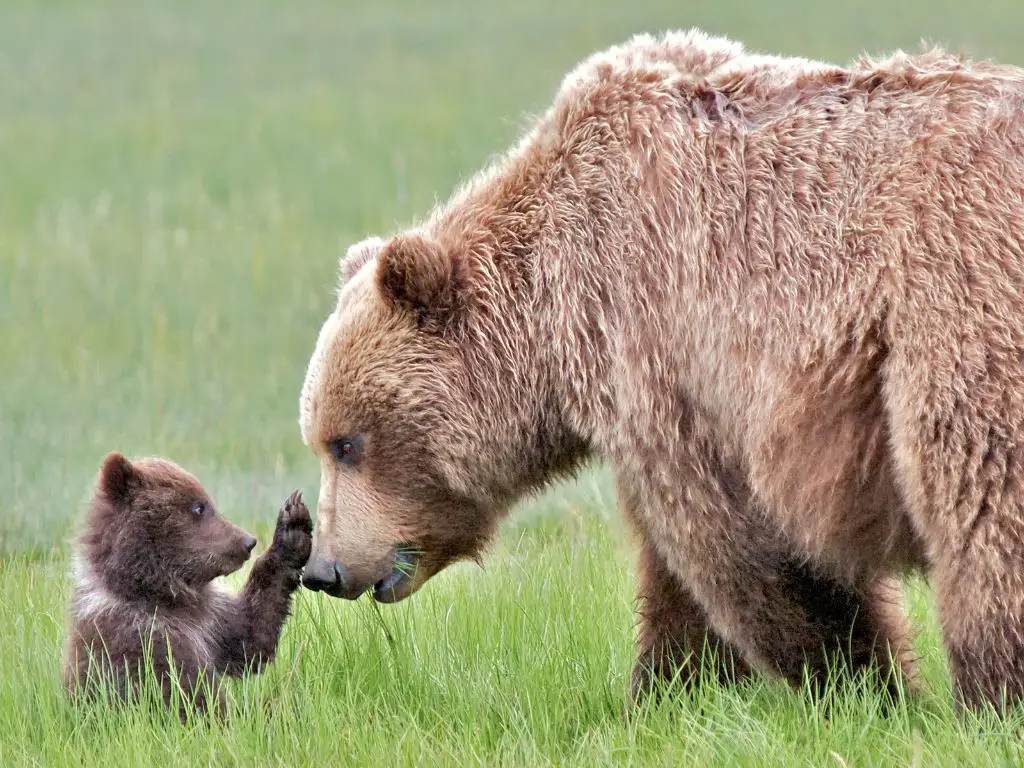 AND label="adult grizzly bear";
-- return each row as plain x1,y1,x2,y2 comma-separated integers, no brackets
298,29,1024,713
